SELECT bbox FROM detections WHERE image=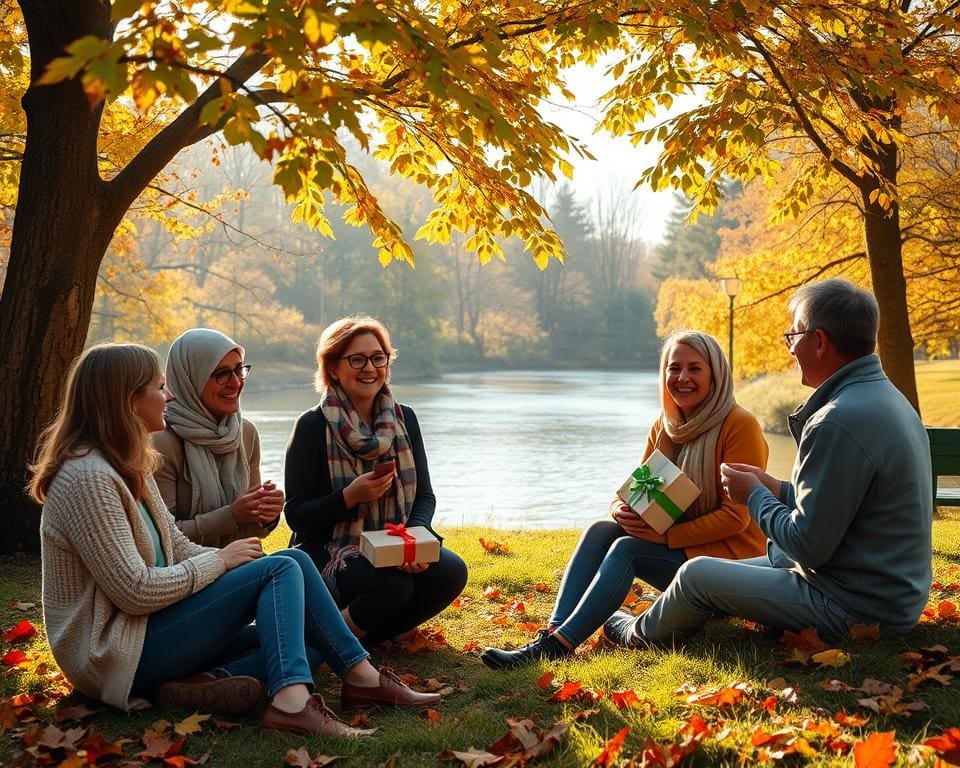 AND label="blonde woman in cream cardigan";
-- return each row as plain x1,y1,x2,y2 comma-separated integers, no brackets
482,330,769,669
32,344,439,736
